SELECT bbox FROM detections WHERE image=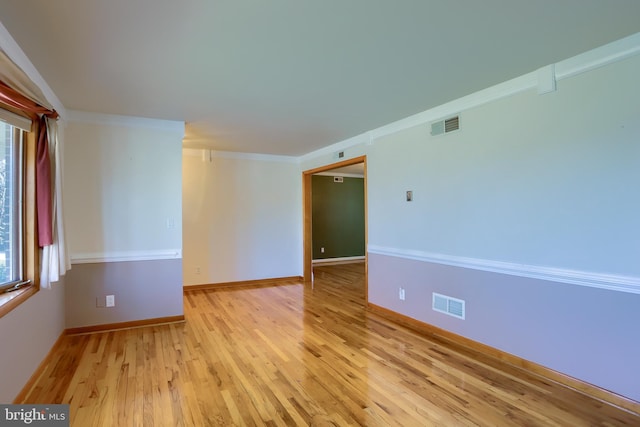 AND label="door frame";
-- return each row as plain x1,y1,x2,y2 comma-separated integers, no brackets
302,155,367,297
